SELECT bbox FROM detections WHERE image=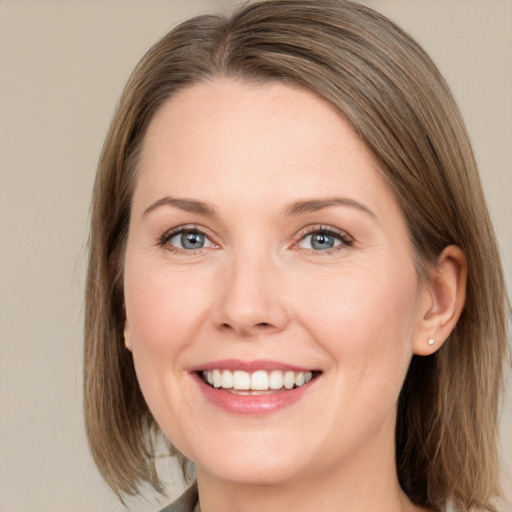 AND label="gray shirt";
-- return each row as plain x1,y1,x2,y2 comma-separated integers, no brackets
159,483,199,512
